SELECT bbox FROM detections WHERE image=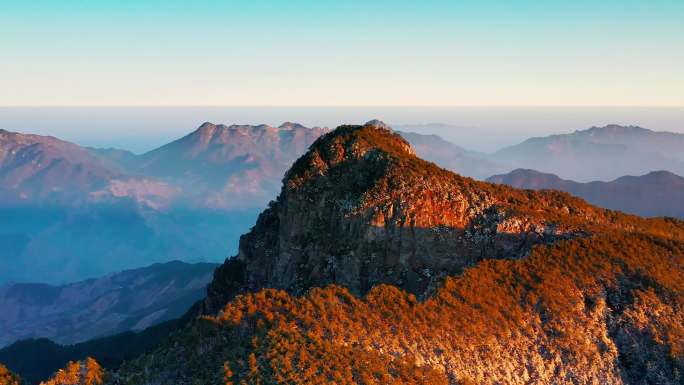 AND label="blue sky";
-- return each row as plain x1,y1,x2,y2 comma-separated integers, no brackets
1,0,683,106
